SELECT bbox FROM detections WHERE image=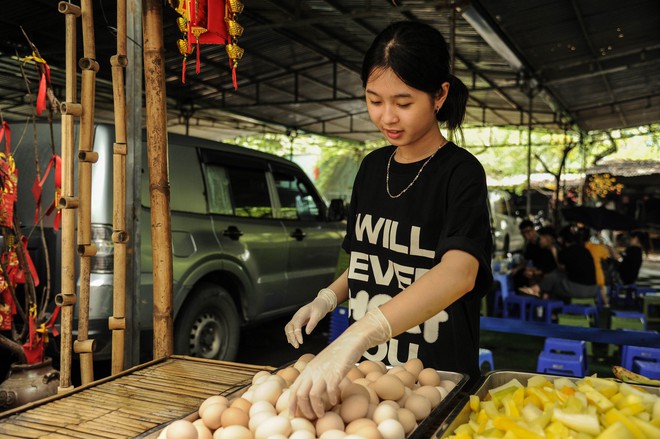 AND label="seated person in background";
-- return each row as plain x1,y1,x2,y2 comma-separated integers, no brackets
511,220,557,289
580,226,613,307
617,230,650,285
520,226,599,302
